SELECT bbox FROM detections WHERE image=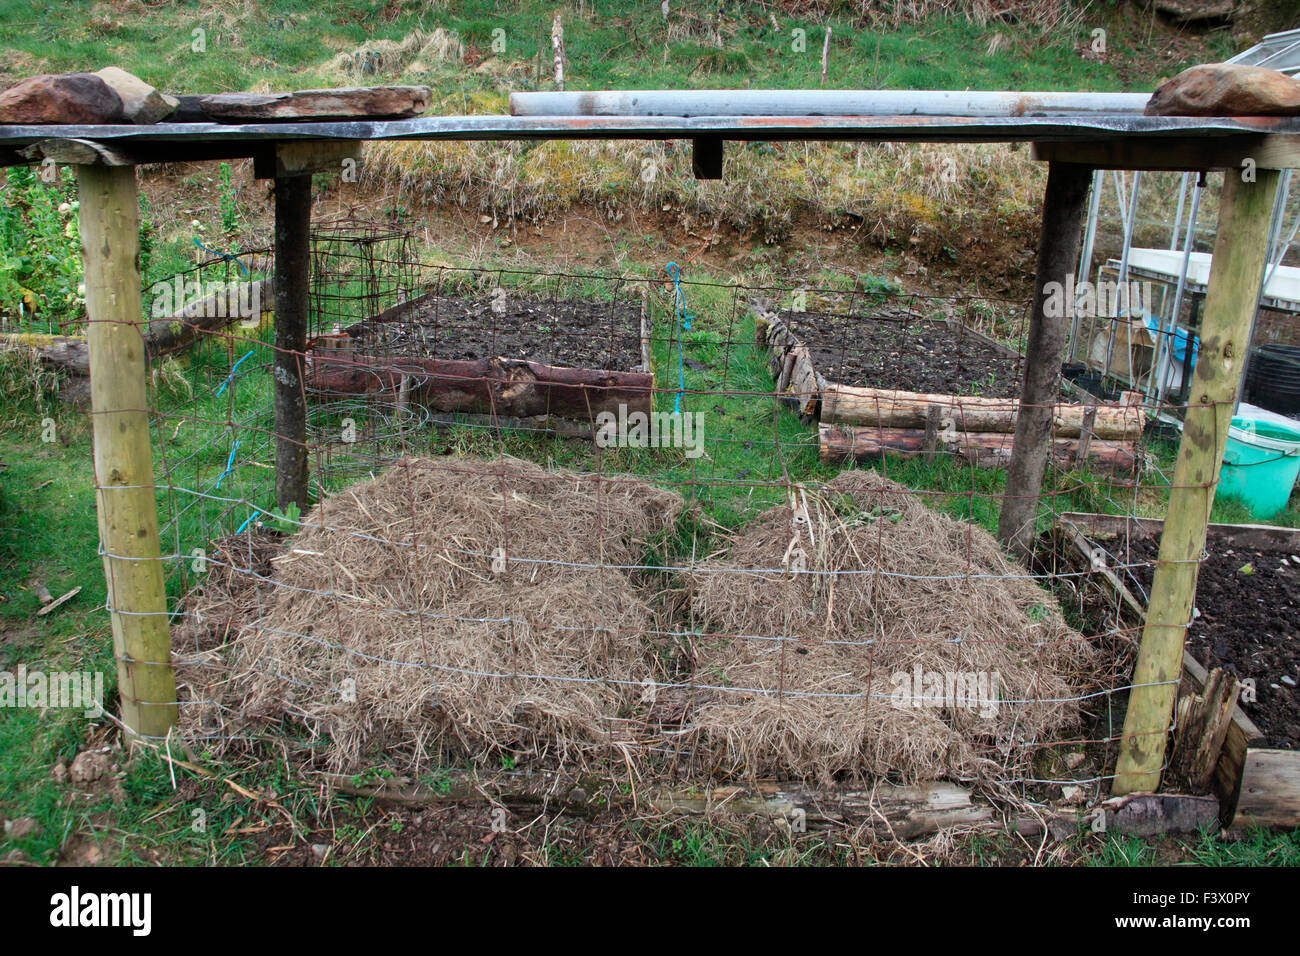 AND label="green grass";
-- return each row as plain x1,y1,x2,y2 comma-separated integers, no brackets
5,246,1300,865
1,0,1295,866
0,1,1211,99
